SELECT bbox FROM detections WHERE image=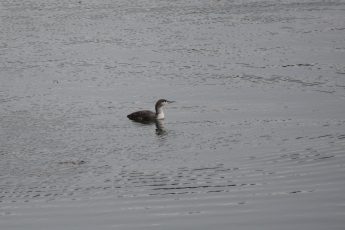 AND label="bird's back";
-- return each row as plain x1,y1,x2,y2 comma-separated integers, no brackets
127,110,156,122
